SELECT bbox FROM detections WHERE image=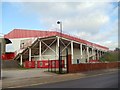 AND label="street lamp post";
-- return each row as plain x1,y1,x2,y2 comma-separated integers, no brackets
57,21,62,74
57,21,62,35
